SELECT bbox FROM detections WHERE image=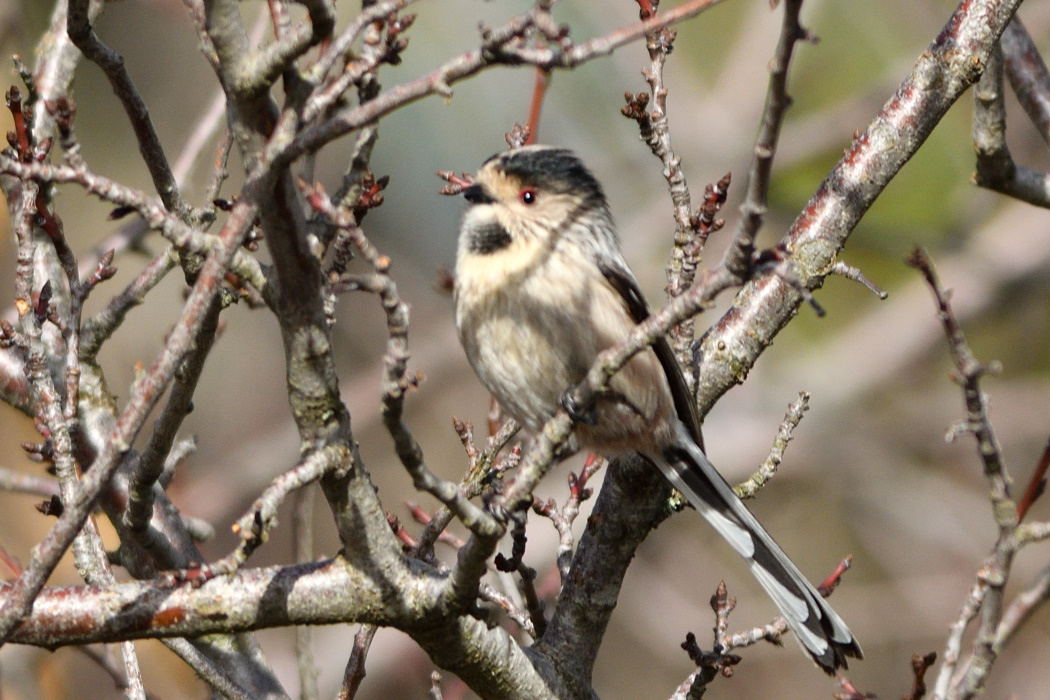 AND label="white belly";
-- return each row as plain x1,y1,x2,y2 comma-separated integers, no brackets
454,250,675,453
